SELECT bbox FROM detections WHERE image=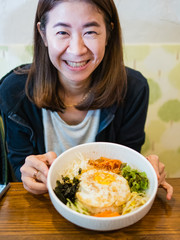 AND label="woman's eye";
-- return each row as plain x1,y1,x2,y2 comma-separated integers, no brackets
57,31,68,36
85,31,97,35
